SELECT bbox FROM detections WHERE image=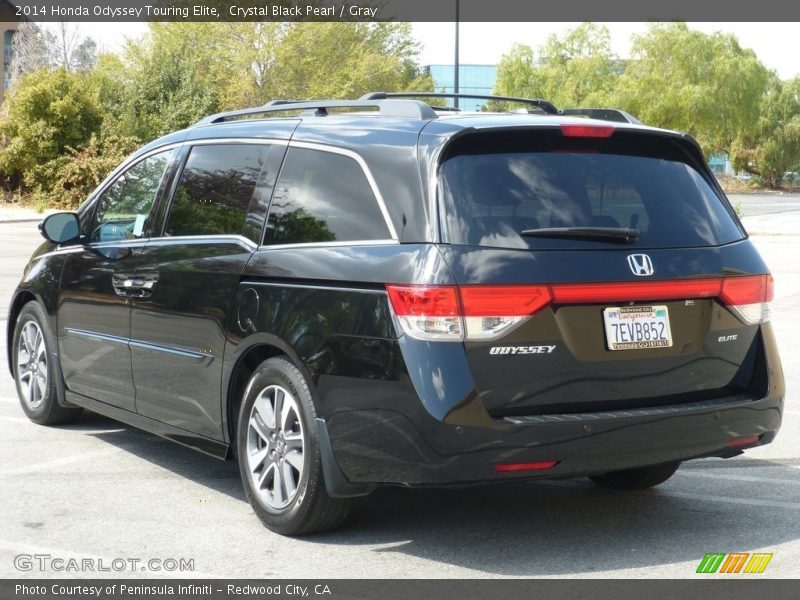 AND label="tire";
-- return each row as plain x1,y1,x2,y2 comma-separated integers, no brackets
589,461,681,490
237,357,351,535
12,302,82,426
